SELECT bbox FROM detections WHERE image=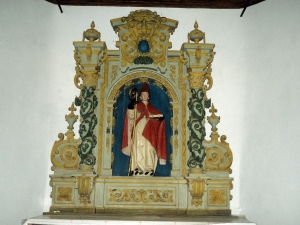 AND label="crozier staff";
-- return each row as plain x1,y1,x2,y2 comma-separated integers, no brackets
121,83,167,176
